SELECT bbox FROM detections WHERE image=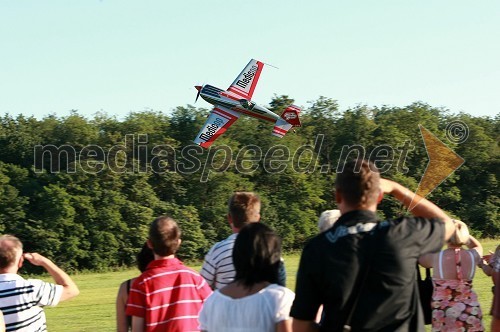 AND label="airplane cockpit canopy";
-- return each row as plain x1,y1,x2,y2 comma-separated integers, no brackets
239,99,256,110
